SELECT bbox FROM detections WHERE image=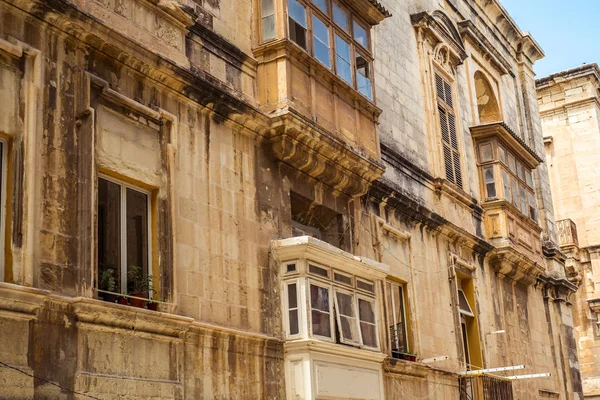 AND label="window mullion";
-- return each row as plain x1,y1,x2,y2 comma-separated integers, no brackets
120,183,127,293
